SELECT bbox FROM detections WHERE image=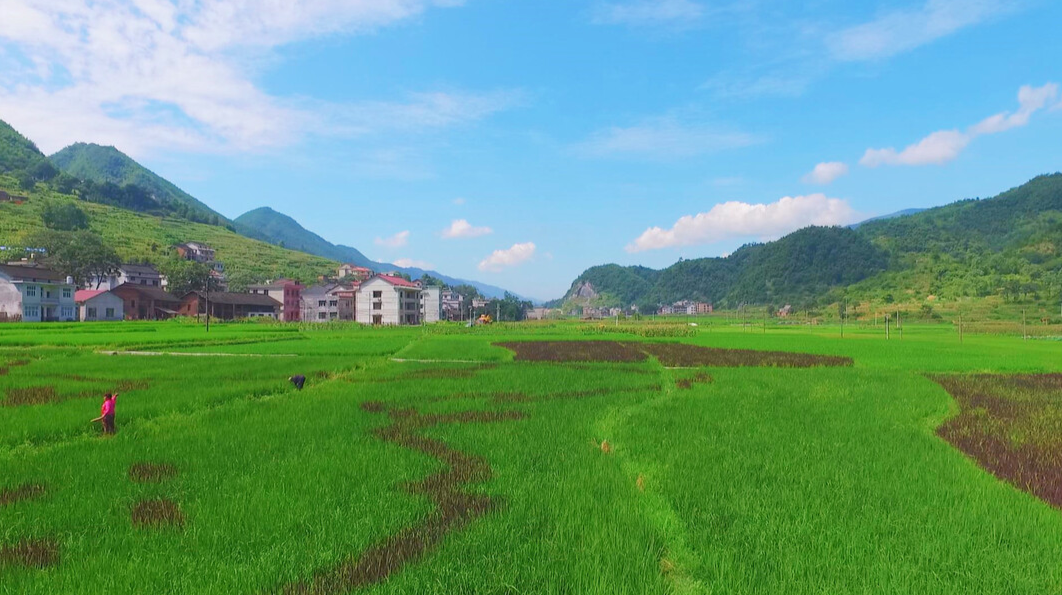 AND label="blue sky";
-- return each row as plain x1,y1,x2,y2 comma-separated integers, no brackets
1,0,1061,300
